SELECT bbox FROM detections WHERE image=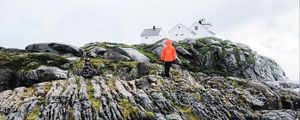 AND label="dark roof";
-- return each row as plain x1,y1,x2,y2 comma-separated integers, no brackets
141,28,162,36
